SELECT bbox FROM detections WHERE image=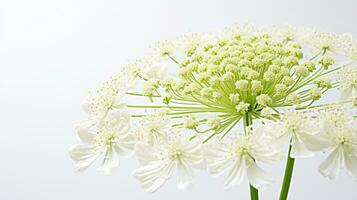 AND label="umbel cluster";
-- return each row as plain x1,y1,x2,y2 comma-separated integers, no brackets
69,25,356,200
